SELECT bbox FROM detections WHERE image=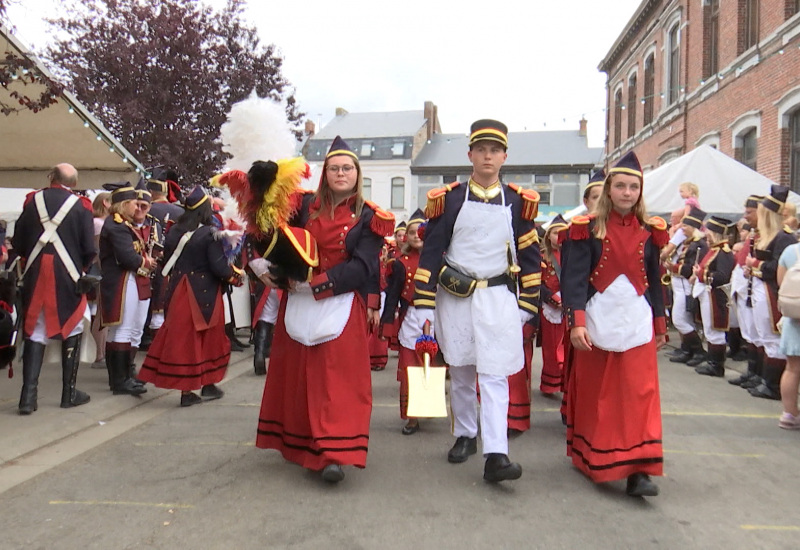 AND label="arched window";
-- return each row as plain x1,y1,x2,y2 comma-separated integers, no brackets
627,73,638,138
667,23,681,105
614,88,623,149
391,177,404,209
704,0,720,78
362,177,372,201
790,111,800,191
739,129,758,171
643,54,655,125
740,0,760,53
